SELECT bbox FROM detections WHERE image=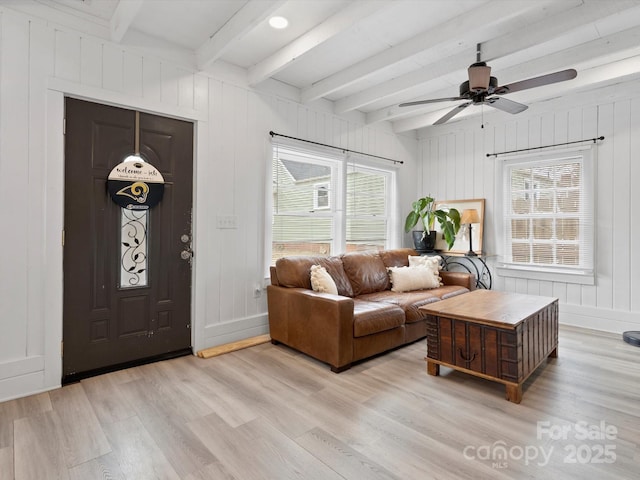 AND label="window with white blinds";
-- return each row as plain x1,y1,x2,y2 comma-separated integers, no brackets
346,162,390,253
270,143,394,265
500,146,595,284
